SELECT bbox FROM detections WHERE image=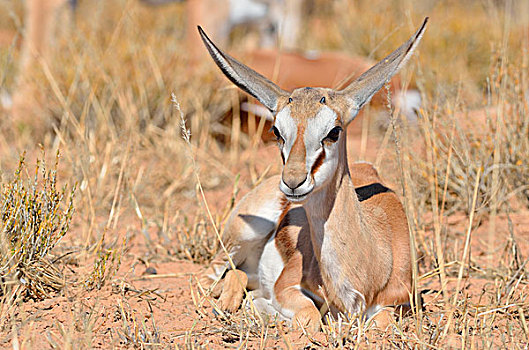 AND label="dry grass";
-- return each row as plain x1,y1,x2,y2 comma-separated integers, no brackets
0,0,528,348
413,53,529,217
0,152,75,301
